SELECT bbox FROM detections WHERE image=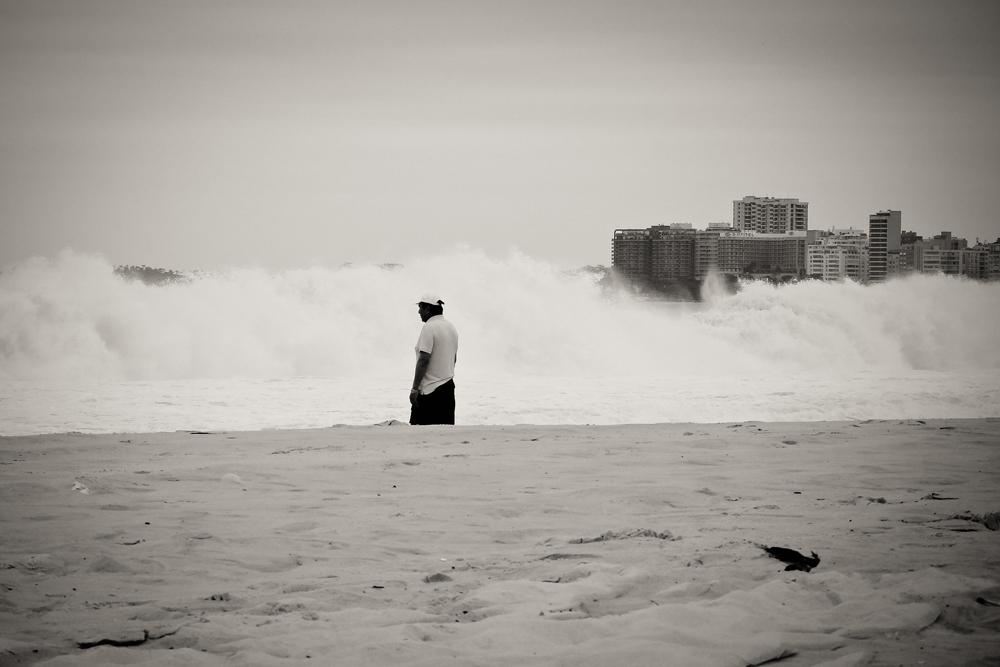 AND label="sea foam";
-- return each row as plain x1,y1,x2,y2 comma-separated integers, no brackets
1,248,998,382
